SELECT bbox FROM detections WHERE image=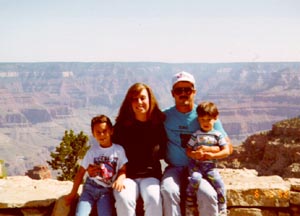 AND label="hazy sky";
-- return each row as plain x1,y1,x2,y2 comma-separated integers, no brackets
1,0,300,63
